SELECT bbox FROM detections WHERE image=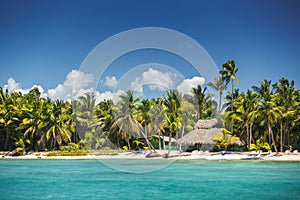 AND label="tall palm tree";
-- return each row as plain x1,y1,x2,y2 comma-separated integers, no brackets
149,98,166,150
192,85,207,120
165,113,180,156
0,88,21,150
164,90,182,149
42,100,73,150
253,80,282,153
20,90,46,151
137,99,152,138
273,78,296,152
227,90,258,149
220,60,239,132
207,76,226,112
